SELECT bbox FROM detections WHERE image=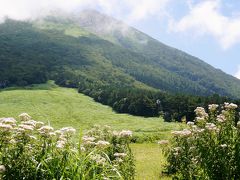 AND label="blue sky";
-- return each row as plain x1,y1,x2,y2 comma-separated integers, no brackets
0,0,239,78
102,0,240,78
